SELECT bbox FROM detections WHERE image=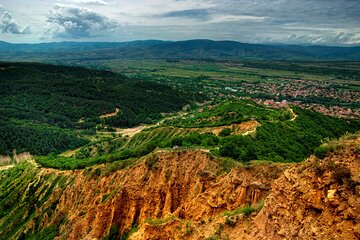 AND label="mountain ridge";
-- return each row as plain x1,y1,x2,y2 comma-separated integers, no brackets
1,39,360,61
